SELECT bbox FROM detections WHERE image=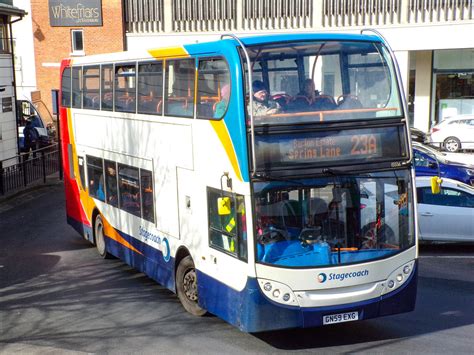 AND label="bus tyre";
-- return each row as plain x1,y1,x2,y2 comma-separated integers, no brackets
94,214,111,259
443,137,461,152
176,256,206,316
